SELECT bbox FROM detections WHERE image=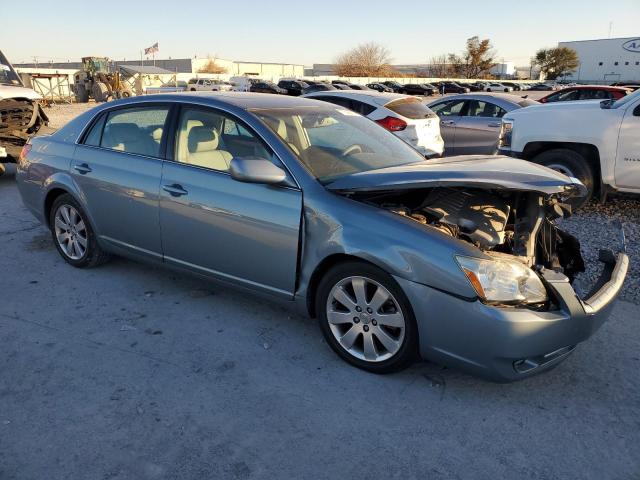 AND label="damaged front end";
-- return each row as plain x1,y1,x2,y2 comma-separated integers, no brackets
327,156,627,311
0,96,49,160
